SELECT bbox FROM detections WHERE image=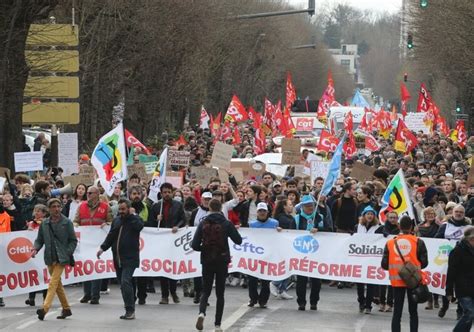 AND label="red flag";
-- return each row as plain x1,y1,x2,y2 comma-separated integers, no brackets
456,120,467,148
286,72,296,110
210,113,222,137
390,104,398,122
220,121,232,141
232,126,242,144
317,130,340,153
253,112,263,130
394,119,418,153
400,83,411,101
436,116,450,137
124,129,151,155
365,133,381,152
343,111,353,133
343,133,356,157
423,107,436,133
357,109,370,134
373,109,392,138
225,95,248,122
274,109,287,136
176,135,187,146
317,70,336,121
416,83,432,112
283,107,295,138
264,98,275,131
247,106,258,122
